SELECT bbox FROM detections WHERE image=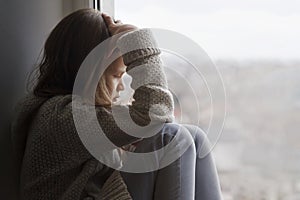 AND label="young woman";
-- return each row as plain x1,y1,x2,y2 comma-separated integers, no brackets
11,8,222,200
